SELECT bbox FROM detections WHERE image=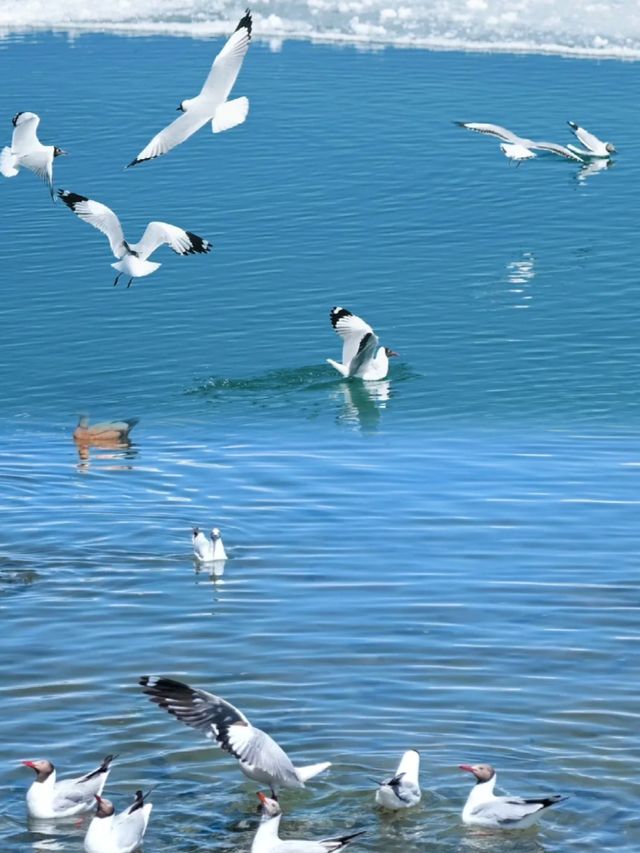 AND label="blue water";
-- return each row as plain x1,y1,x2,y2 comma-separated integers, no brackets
1,32,640,853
